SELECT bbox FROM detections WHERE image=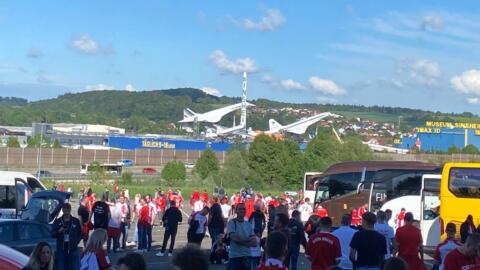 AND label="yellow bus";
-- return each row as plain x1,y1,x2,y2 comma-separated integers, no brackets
440,163,480,240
